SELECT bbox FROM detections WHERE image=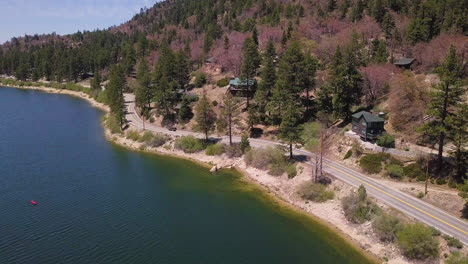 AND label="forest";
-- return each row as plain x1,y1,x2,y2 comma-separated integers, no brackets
0,0,466,183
